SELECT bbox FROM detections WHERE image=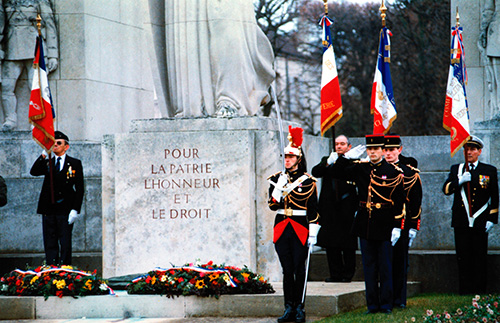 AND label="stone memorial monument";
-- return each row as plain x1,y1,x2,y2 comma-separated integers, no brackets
102,117,329,281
